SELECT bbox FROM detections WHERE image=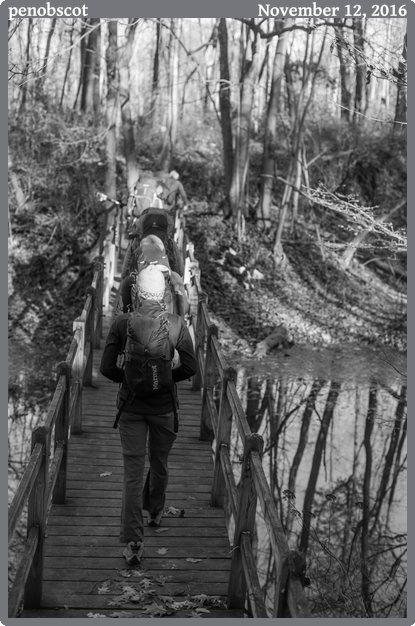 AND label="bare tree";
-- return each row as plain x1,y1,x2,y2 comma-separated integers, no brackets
218,18,233,199
119,18,140,190
257,19,293,228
